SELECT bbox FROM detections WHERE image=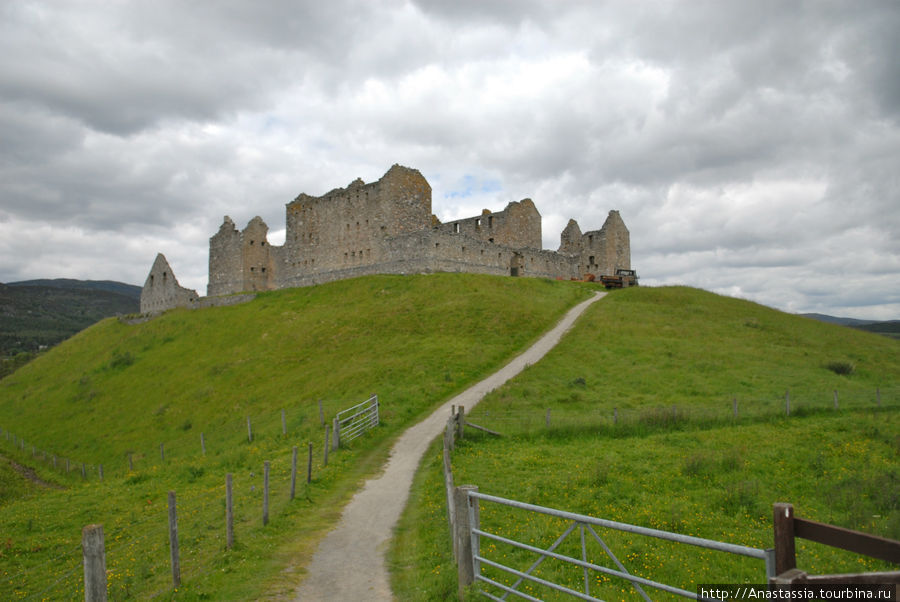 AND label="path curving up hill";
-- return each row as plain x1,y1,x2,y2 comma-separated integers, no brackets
294,292,606,601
